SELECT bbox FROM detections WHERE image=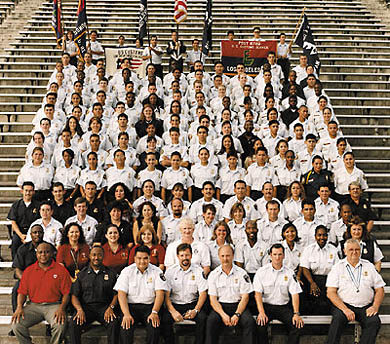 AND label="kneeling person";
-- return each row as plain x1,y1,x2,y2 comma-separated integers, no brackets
69,246,120,344
162,243,208,344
